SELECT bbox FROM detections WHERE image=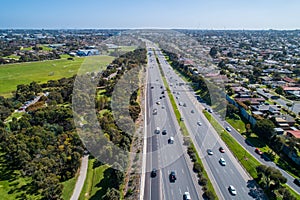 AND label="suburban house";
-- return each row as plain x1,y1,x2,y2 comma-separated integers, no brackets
286,130,300,139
